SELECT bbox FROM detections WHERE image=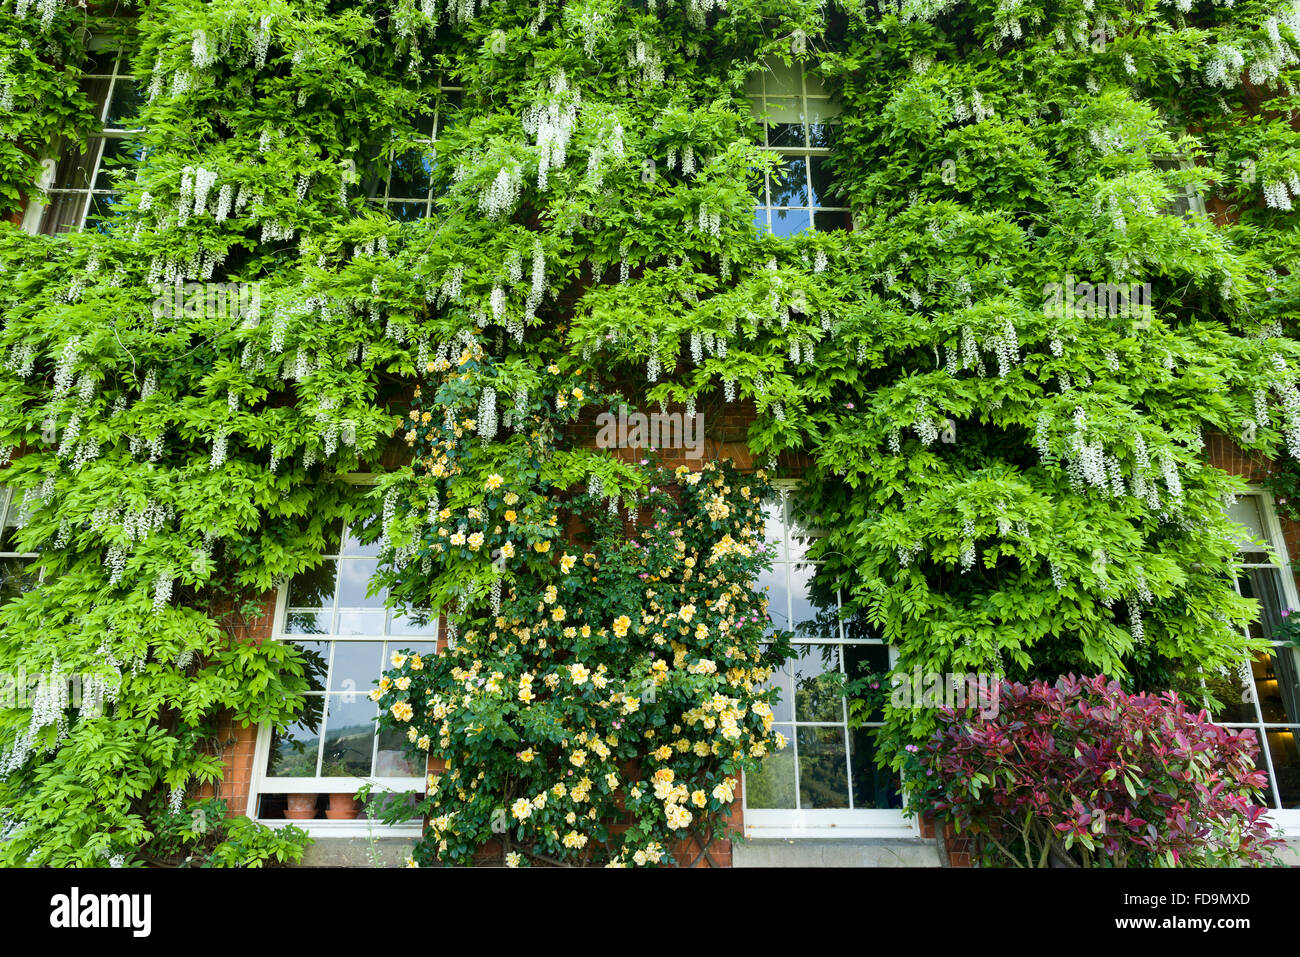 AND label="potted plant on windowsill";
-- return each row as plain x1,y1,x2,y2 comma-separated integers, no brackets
326,791,362,819
285,793,319,820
